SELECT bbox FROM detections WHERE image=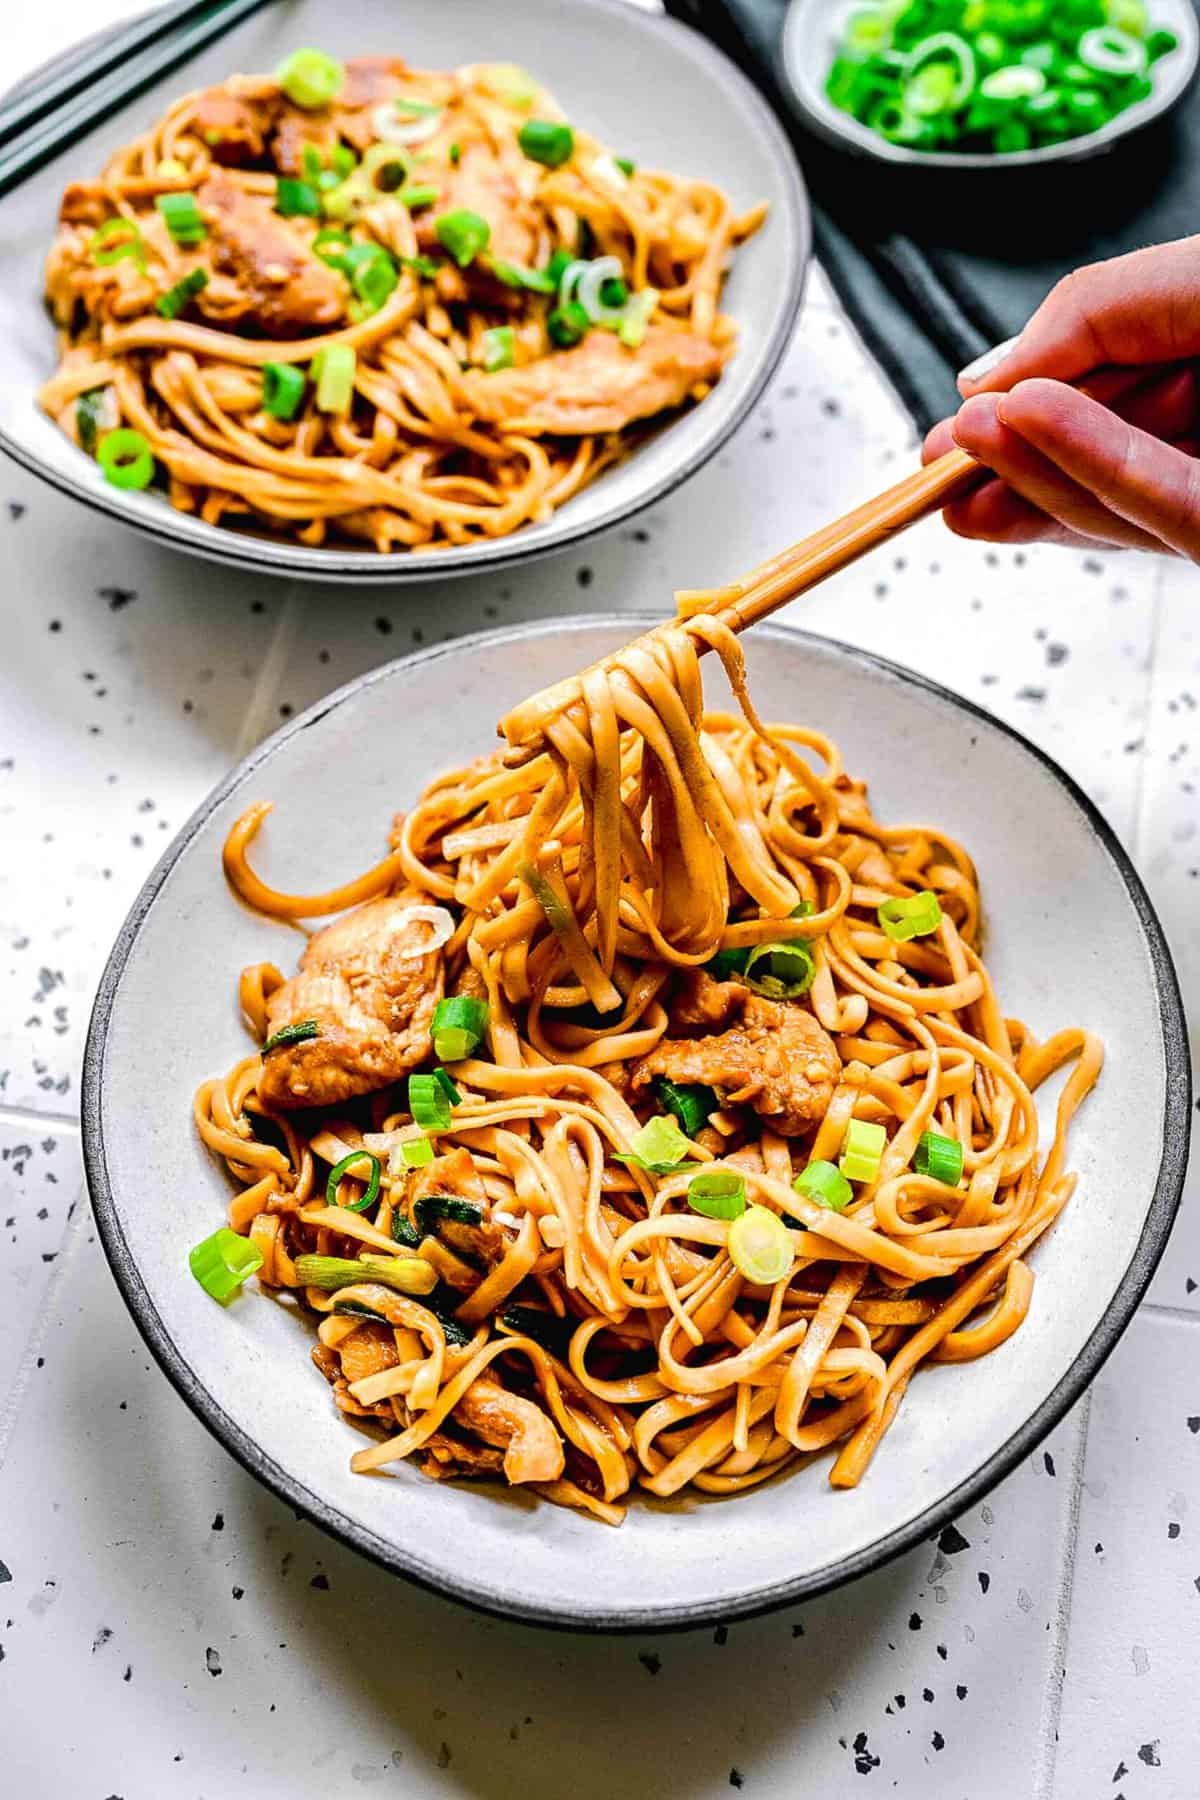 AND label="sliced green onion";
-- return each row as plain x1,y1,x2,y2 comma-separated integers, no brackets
414,1194,484,1234
331,143,356,178
727,1205,794,1285
705,945,750,980
839,1118,887,1185
877,890,942,942
302,144,324,183
615,155,636,176
914,1130,964,1186
431,995,488,1061
517,118,575,166
349,247,398,316
155,266,208,320
89,217,144,267
262,360,307,420
546,247,573,286
398,182,440,210
395,96,441,117
449,141,463,164
76,387,115,456
480,325,515,372
905,32,977,107
547,301,590,348
434,208,490,266
615,1113,694,1176
793,1159,853,1212
261,1018,320,1055
656,1078,716,1139
488,257,557,293
97,429,154,491
1078,24,1148,75
277,47,344,110
312,343,356,414
409,1071,452,1131
325,1149,381,1213
296,1252,437,1295
401,253,440,278
312,226,353,267
980,65,1047,99
189,1227,263,1304
687,1171,747,1221
616,287,658,348
155,190,207,243
743,939,816,1000
1147,27,1179,60
275,176,321,217
400,1134,435,1168
433,1067,462,1106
